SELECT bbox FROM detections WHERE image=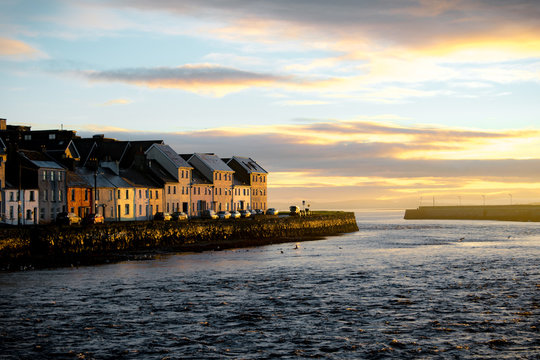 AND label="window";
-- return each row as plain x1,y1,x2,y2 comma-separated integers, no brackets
9,192,14,202
51,190,55,202
50,171,54,181
24,134,31,141
139,189,142,198
59,190,63,202
146,189,149,198
30,191,35,202
219,173,222,181
168,186,170,194
84,189,88,201
43,171,46,181
58,172,62,181
70,207,74,213
149,190,152,199
71,189,75,201
139,204,142,215
156,205,159,212
49,134,56,140
126,190,129,199
109,190,113,201
9,206,13,219
173,186,176,194
125,204,129,215
198,188,200,195
40,209,44,219
155,190,159,199
167,203,170,212
118,190,121,199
